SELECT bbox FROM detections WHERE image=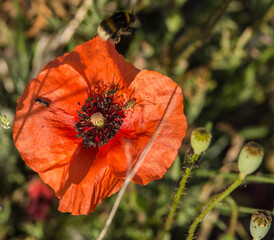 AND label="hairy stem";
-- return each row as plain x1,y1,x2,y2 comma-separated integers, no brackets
186,173,246,240
160,153,199,238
